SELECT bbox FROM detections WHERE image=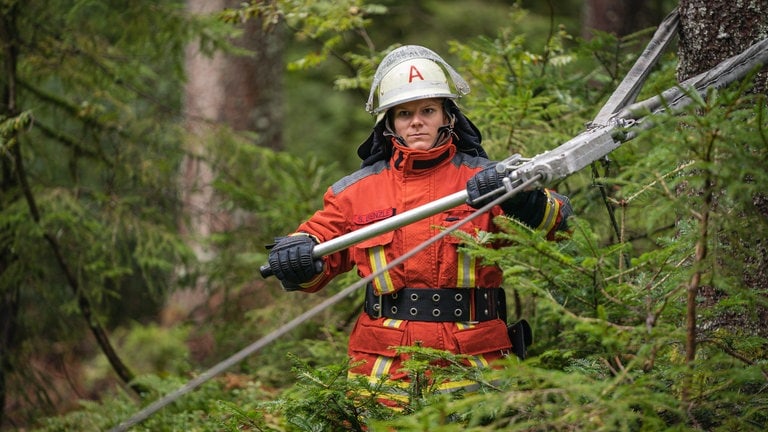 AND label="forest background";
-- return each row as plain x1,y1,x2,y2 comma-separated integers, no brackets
1,0,767,431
